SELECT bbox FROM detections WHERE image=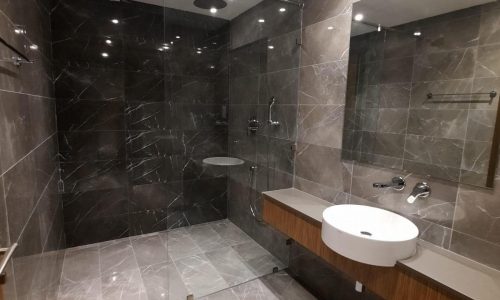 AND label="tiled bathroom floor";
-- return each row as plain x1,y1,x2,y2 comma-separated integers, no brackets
56,219,313,300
